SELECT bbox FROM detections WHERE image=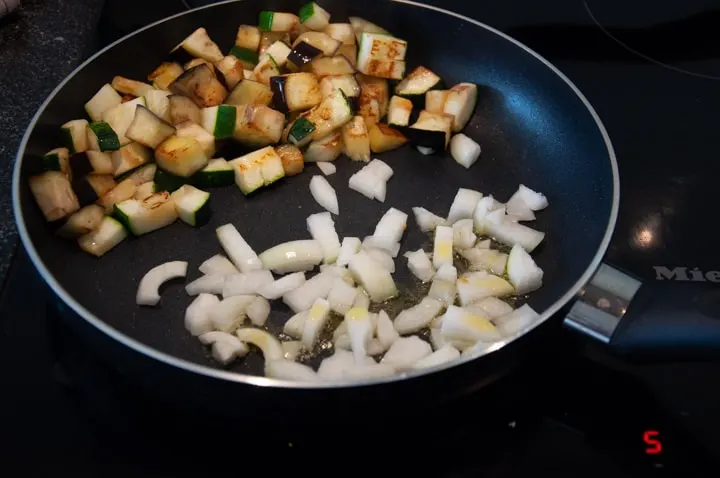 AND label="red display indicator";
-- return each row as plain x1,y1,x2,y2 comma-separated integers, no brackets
643,430,662,455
